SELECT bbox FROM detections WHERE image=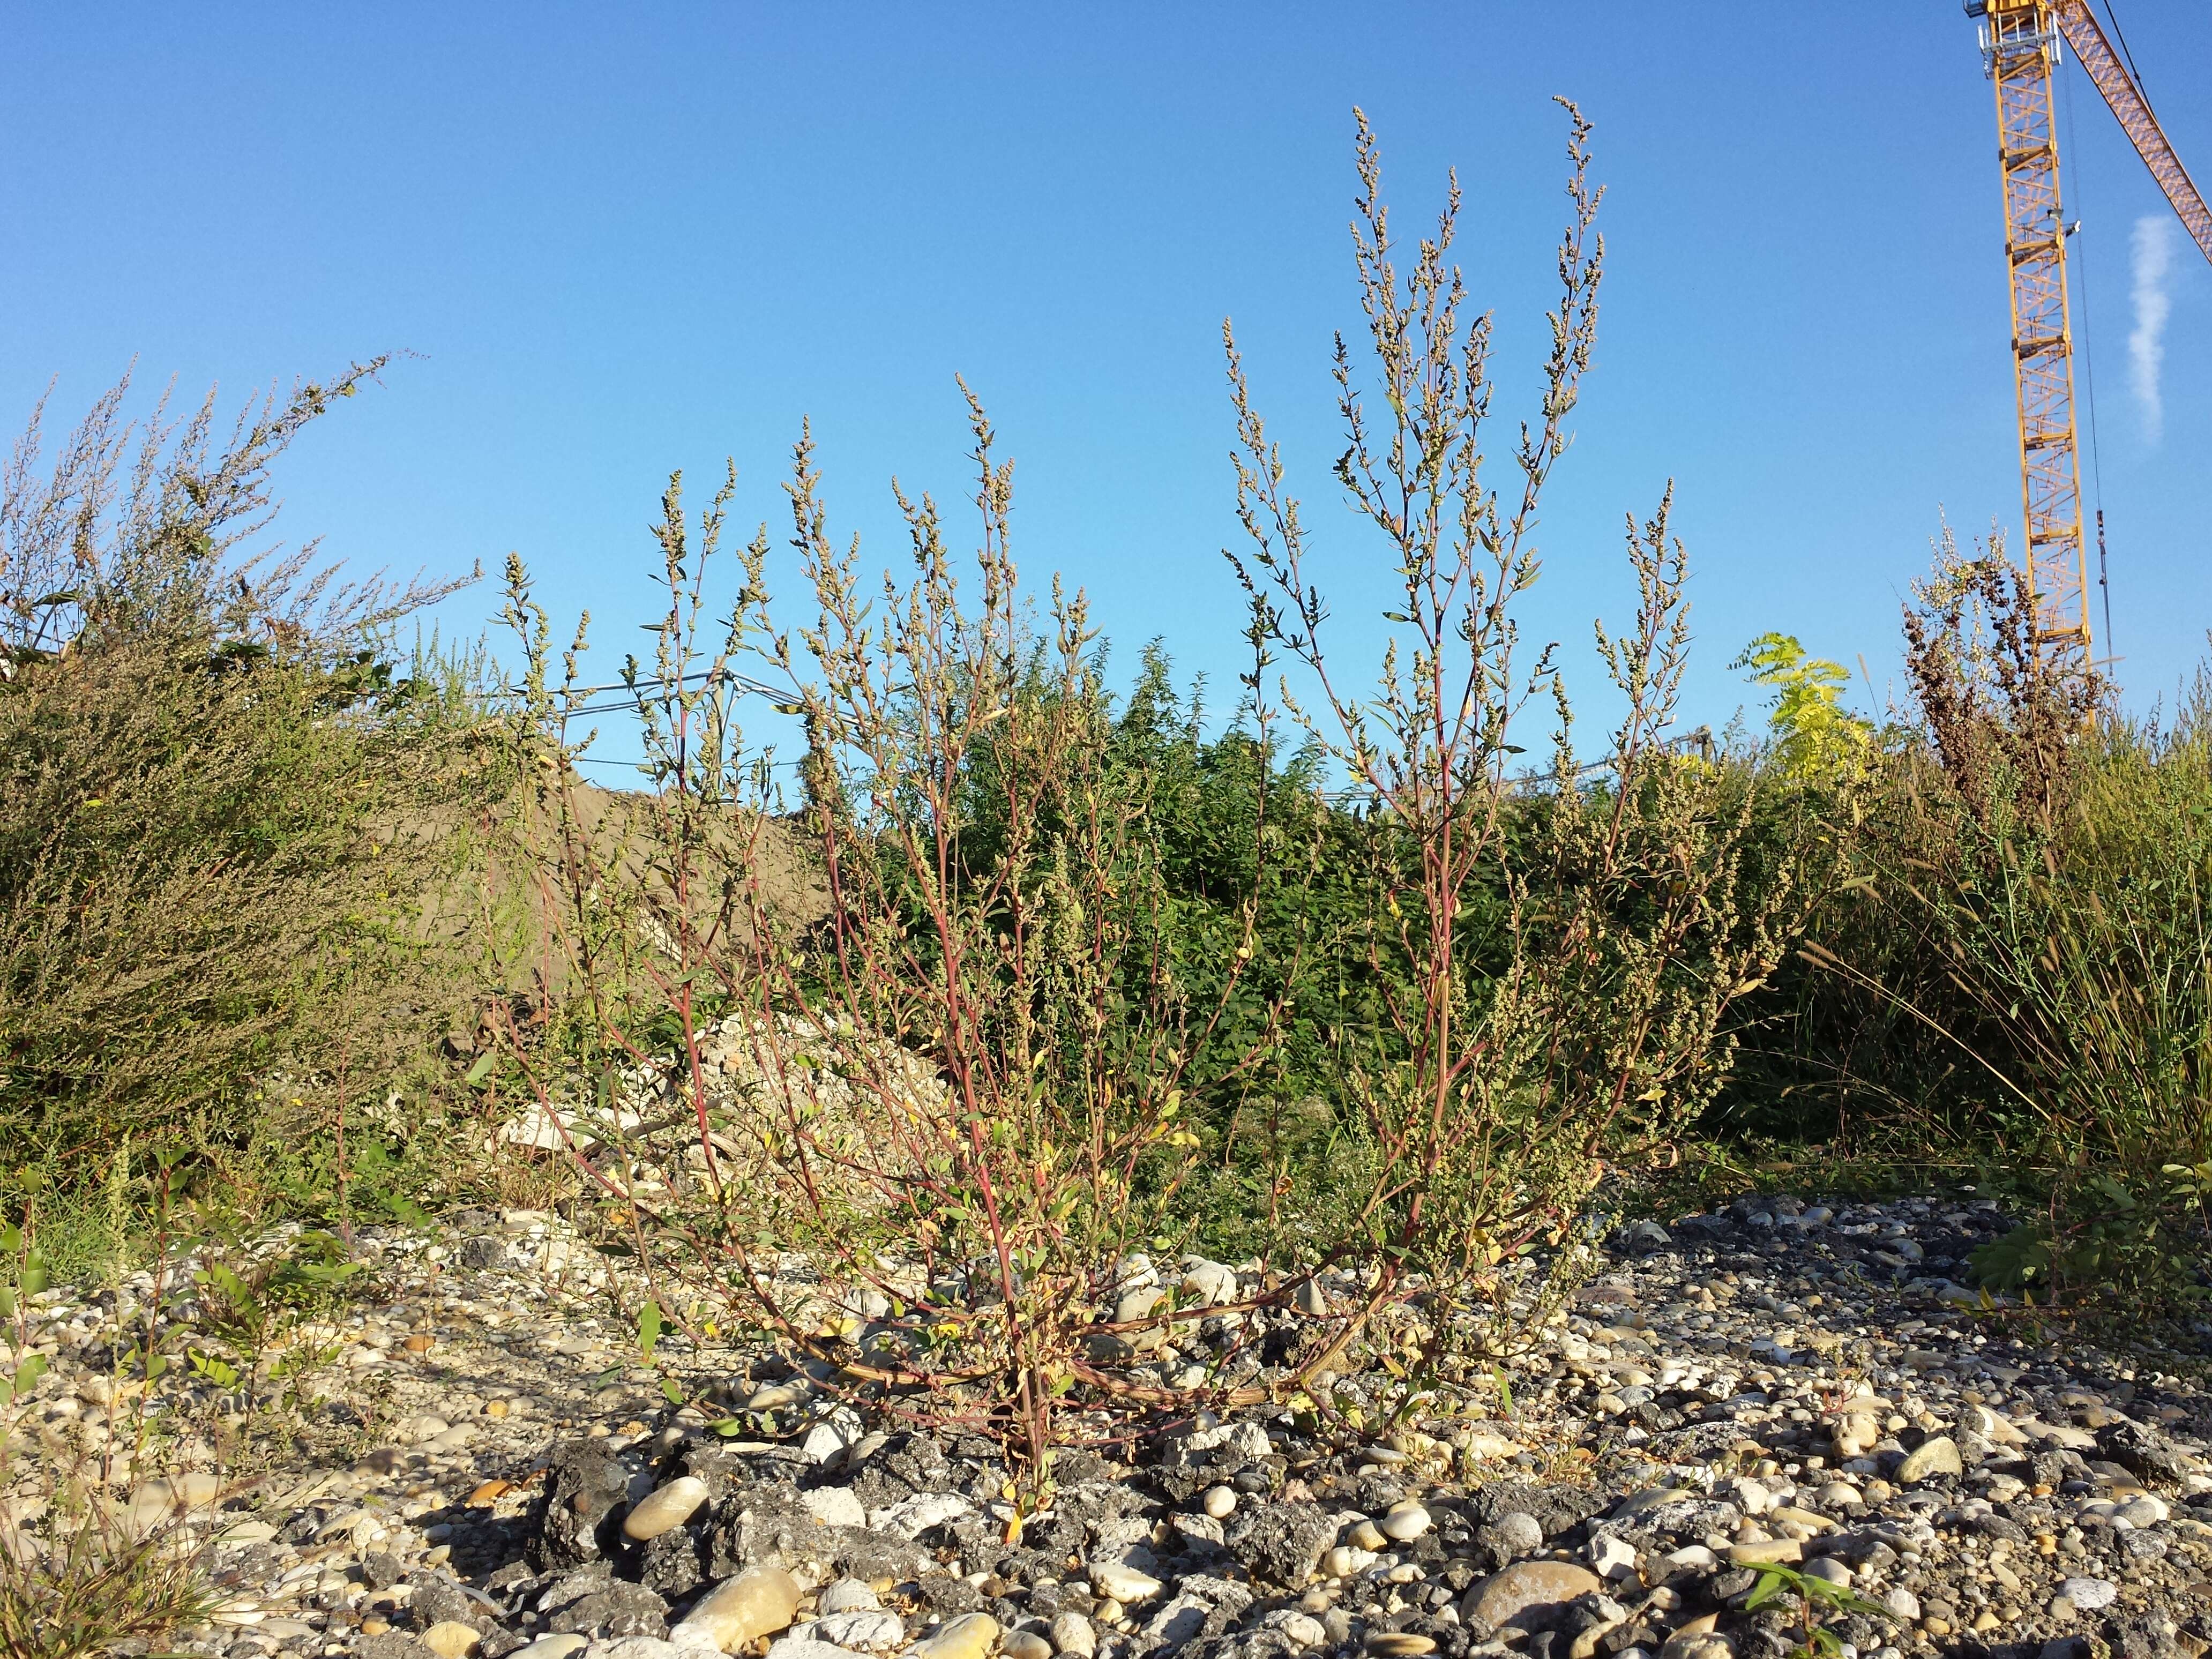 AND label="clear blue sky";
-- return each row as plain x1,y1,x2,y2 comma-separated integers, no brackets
5,3,2206,759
